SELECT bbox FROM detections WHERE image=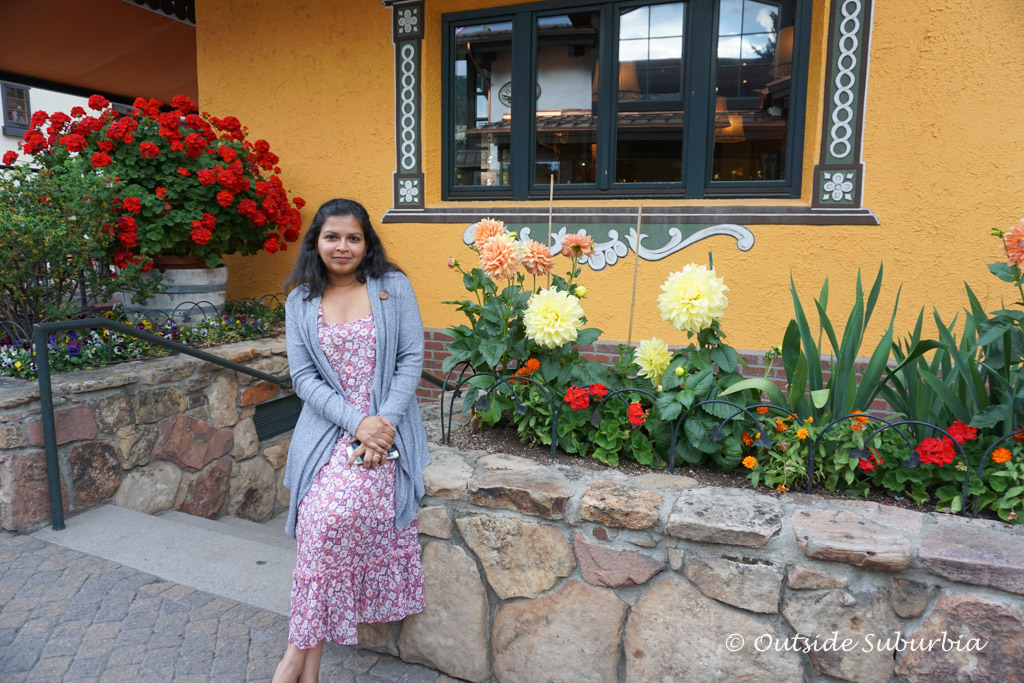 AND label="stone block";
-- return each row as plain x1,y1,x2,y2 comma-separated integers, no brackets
27,405,97,446
632,472,699,489
227,458,275,522
240,381,278,406
116,425,159,470
684,557,782,613
919,524,1024,595
896,593,1024,681
625,575,802,682
263,440,290,470
667,487,783,547
153,415,234,472
890,578,937,619
95,394,133,433
793,509,911,572
115,462,181,514
206,374,239,427
474,453,540,472
0,423,26,449
357,622,393,650
580,480,662,529
493,580,626,683
574,532,663,588
787,567,847,590
416,505,451,539
467,469,574,519
457,515,575,599
398,542,489,682
179,457,232,518
133,387,187,424
141,361,196,385
68,441,122,507
422,447,473,500
0,450,68,529
231,418,259,461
